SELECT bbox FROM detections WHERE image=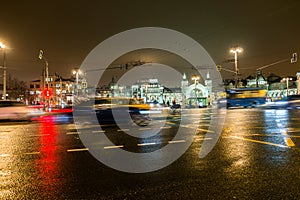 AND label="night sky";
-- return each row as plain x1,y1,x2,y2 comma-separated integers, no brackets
1,0,300,83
